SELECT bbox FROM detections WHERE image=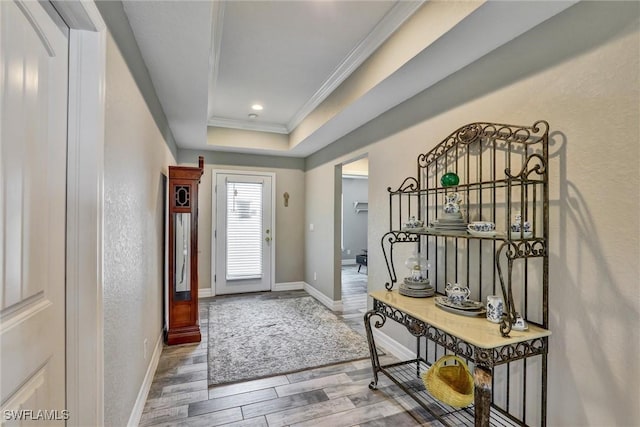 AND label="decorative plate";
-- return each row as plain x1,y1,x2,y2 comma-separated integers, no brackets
468,230,497,238
435,301,486,317
404,277,429,285
399,288,435,298
434,296,484,311
404,282,431,290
